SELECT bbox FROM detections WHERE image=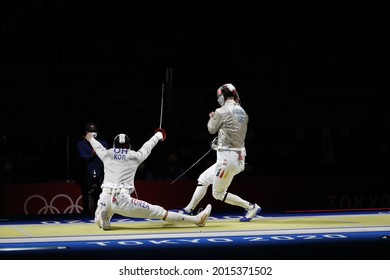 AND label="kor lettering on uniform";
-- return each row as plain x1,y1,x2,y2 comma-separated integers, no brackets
113,148,128,160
